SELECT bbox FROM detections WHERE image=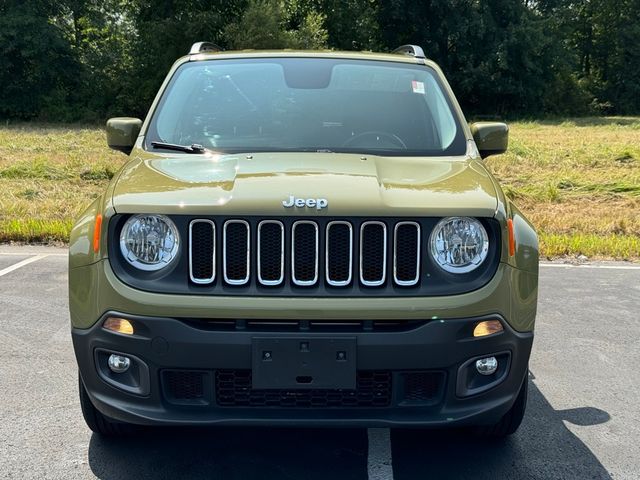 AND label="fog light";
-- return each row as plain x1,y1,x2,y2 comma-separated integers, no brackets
108,354,131,373
473,320,503,337
103,317,134,335
475,356,498,376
